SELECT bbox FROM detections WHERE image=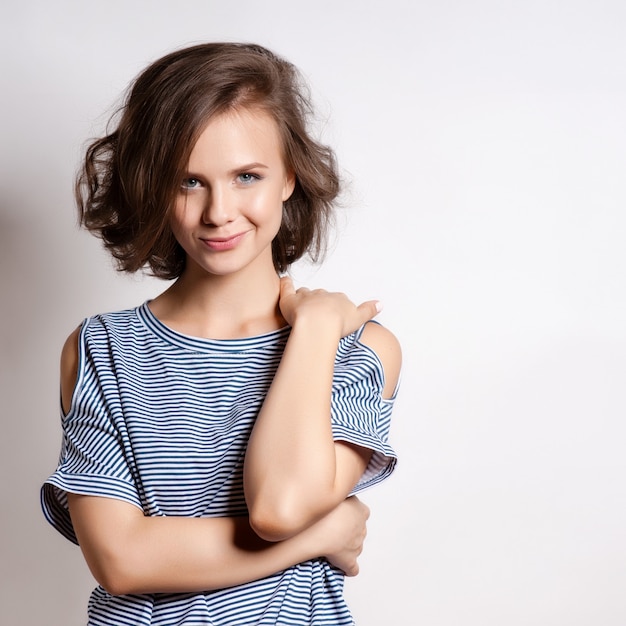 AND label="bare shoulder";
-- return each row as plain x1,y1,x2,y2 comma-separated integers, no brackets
359,322,402,399
60,325,81,415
